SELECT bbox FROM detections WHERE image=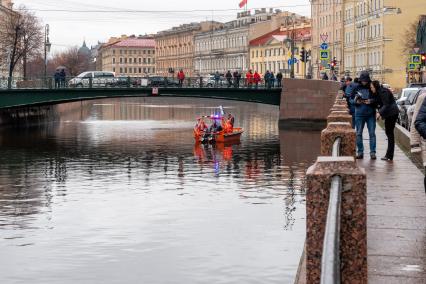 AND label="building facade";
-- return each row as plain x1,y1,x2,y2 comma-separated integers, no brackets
249,22,312,78
343,0,426,89
194,9,289,76
311,0,426,89
155,22,222,77
311,0,344,79
99,35,156,76
0,0,16,79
